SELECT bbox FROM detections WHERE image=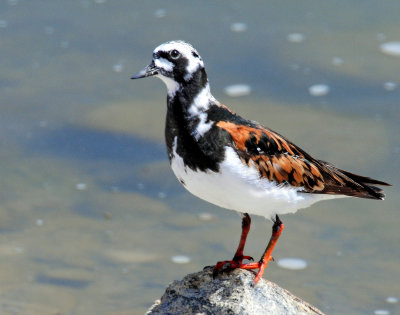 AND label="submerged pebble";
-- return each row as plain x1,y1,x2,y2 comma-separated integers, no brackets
277,258,307,270
154,9,166,18
380,42,400,57
309,84,330,96
224,84,251,97
76,183,87,191
198,212,215,221
171,255,191,264
230,22,248,33
374,310,390,315
36,219,44,226
332,57,344,66
287,33,305,43
158,192,167,199
386,297,398,304
112,63,124,73
383,82,397,91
